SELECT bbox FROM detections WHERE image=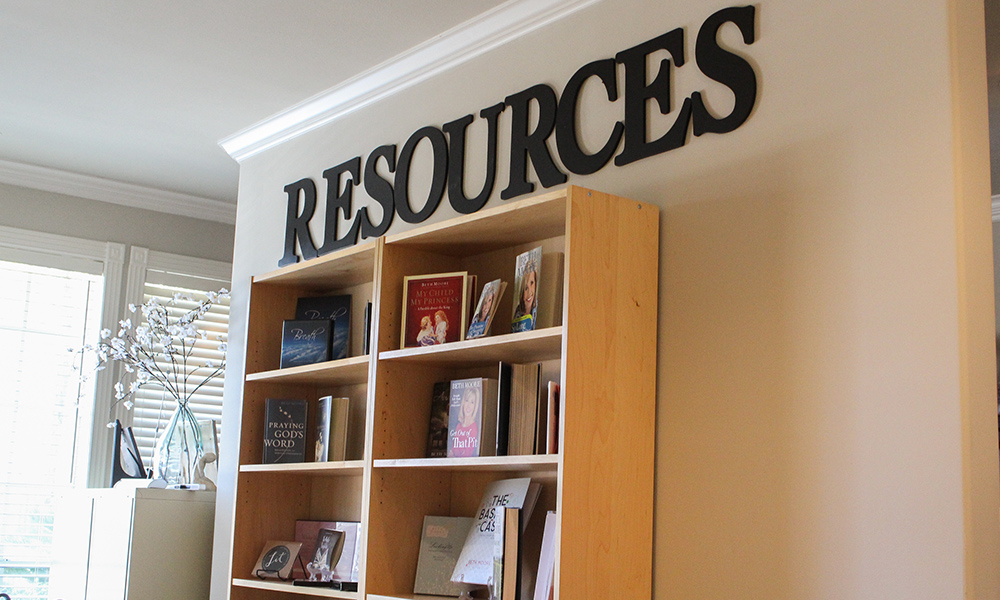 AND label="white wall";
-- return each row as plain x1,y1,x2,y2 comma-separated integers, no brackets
213,0,999,598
